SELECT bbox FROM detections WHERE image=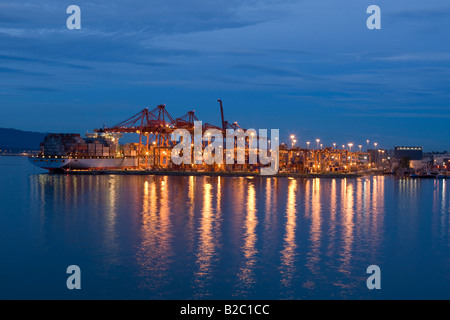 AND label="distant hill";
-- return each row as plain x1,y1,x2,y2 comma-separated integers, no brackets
0,128,47,151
